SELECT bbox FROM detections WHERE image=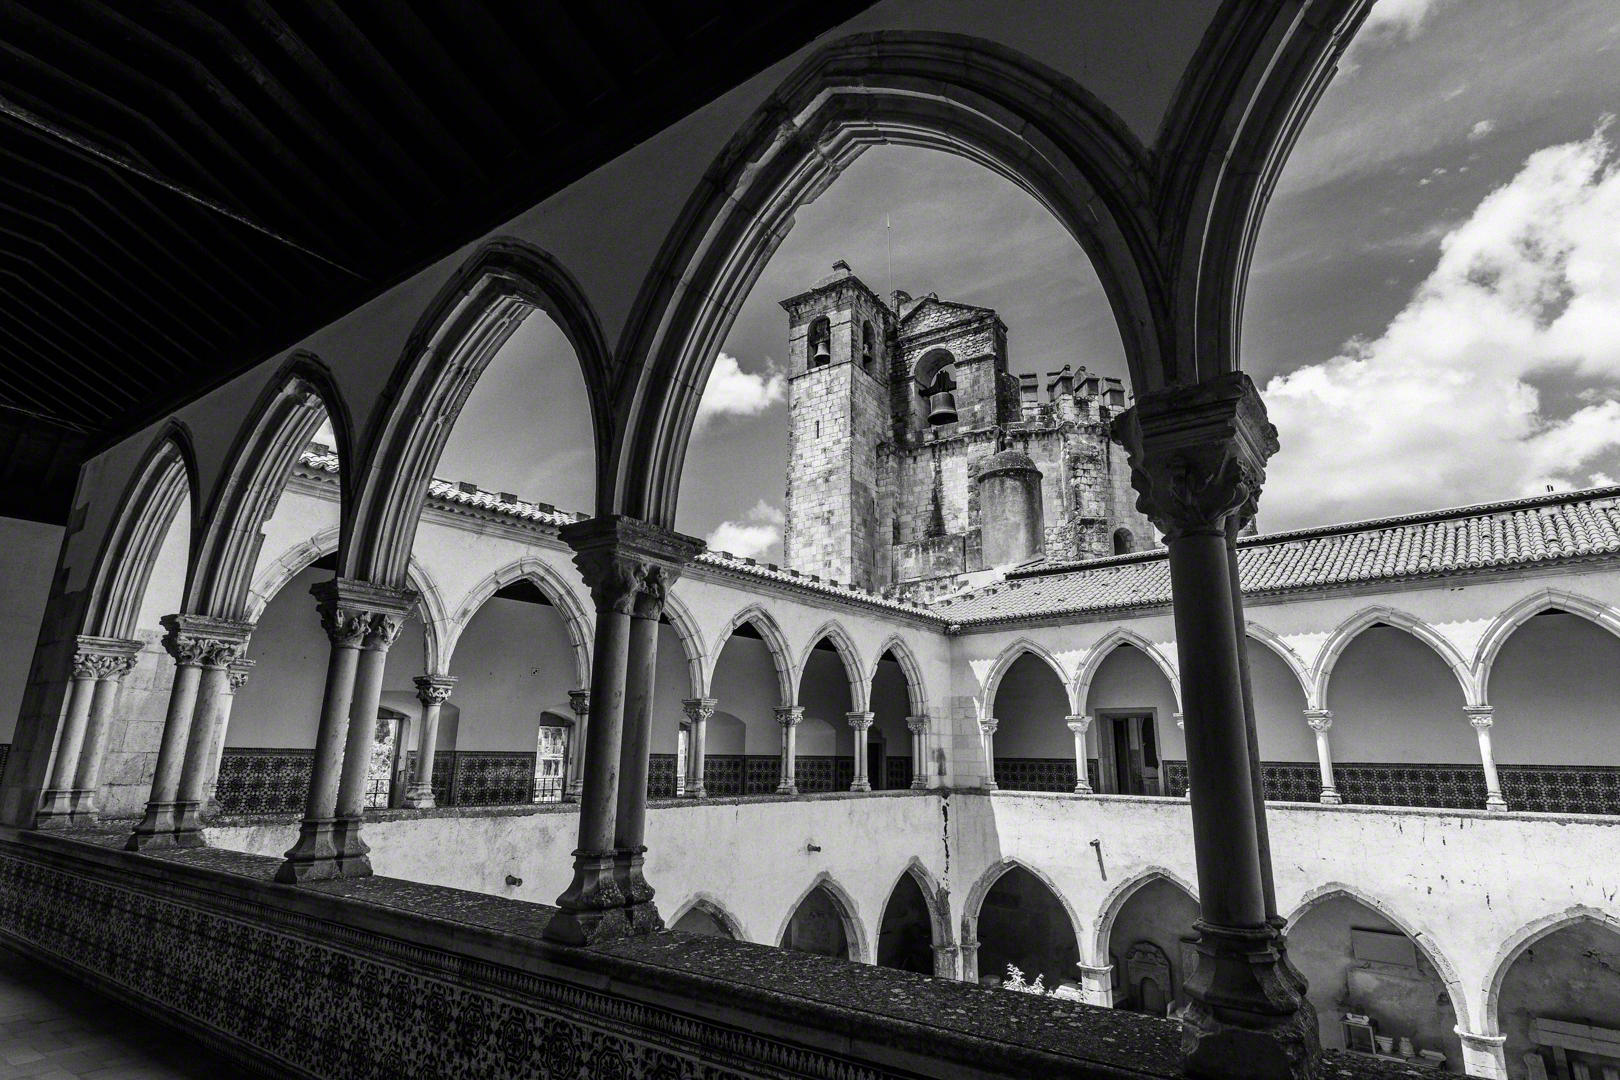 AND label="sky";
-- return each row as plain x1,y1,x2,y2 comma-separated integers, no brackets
438,0,1620,551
